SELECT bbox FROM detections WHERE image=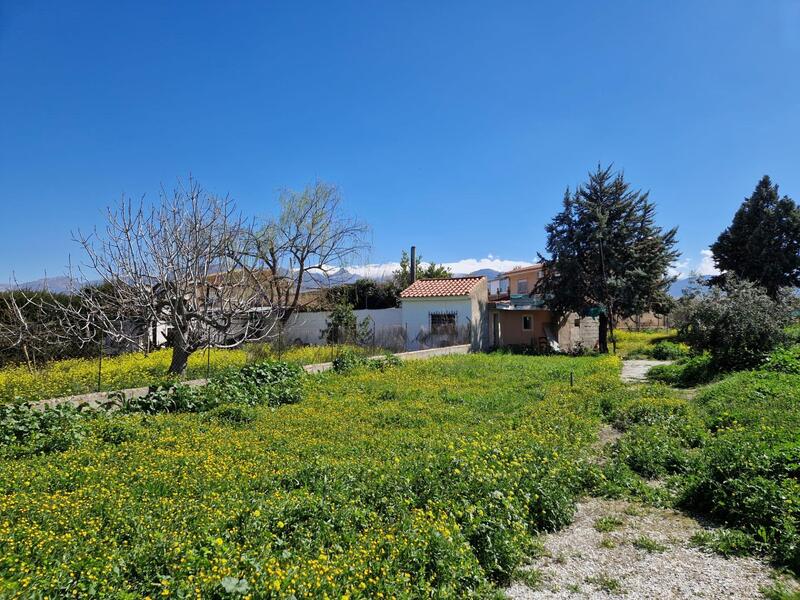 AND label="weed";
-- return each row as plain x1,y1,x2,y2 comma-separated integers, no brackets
594,516,624,533
632,535,667,553
586,573,623,594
